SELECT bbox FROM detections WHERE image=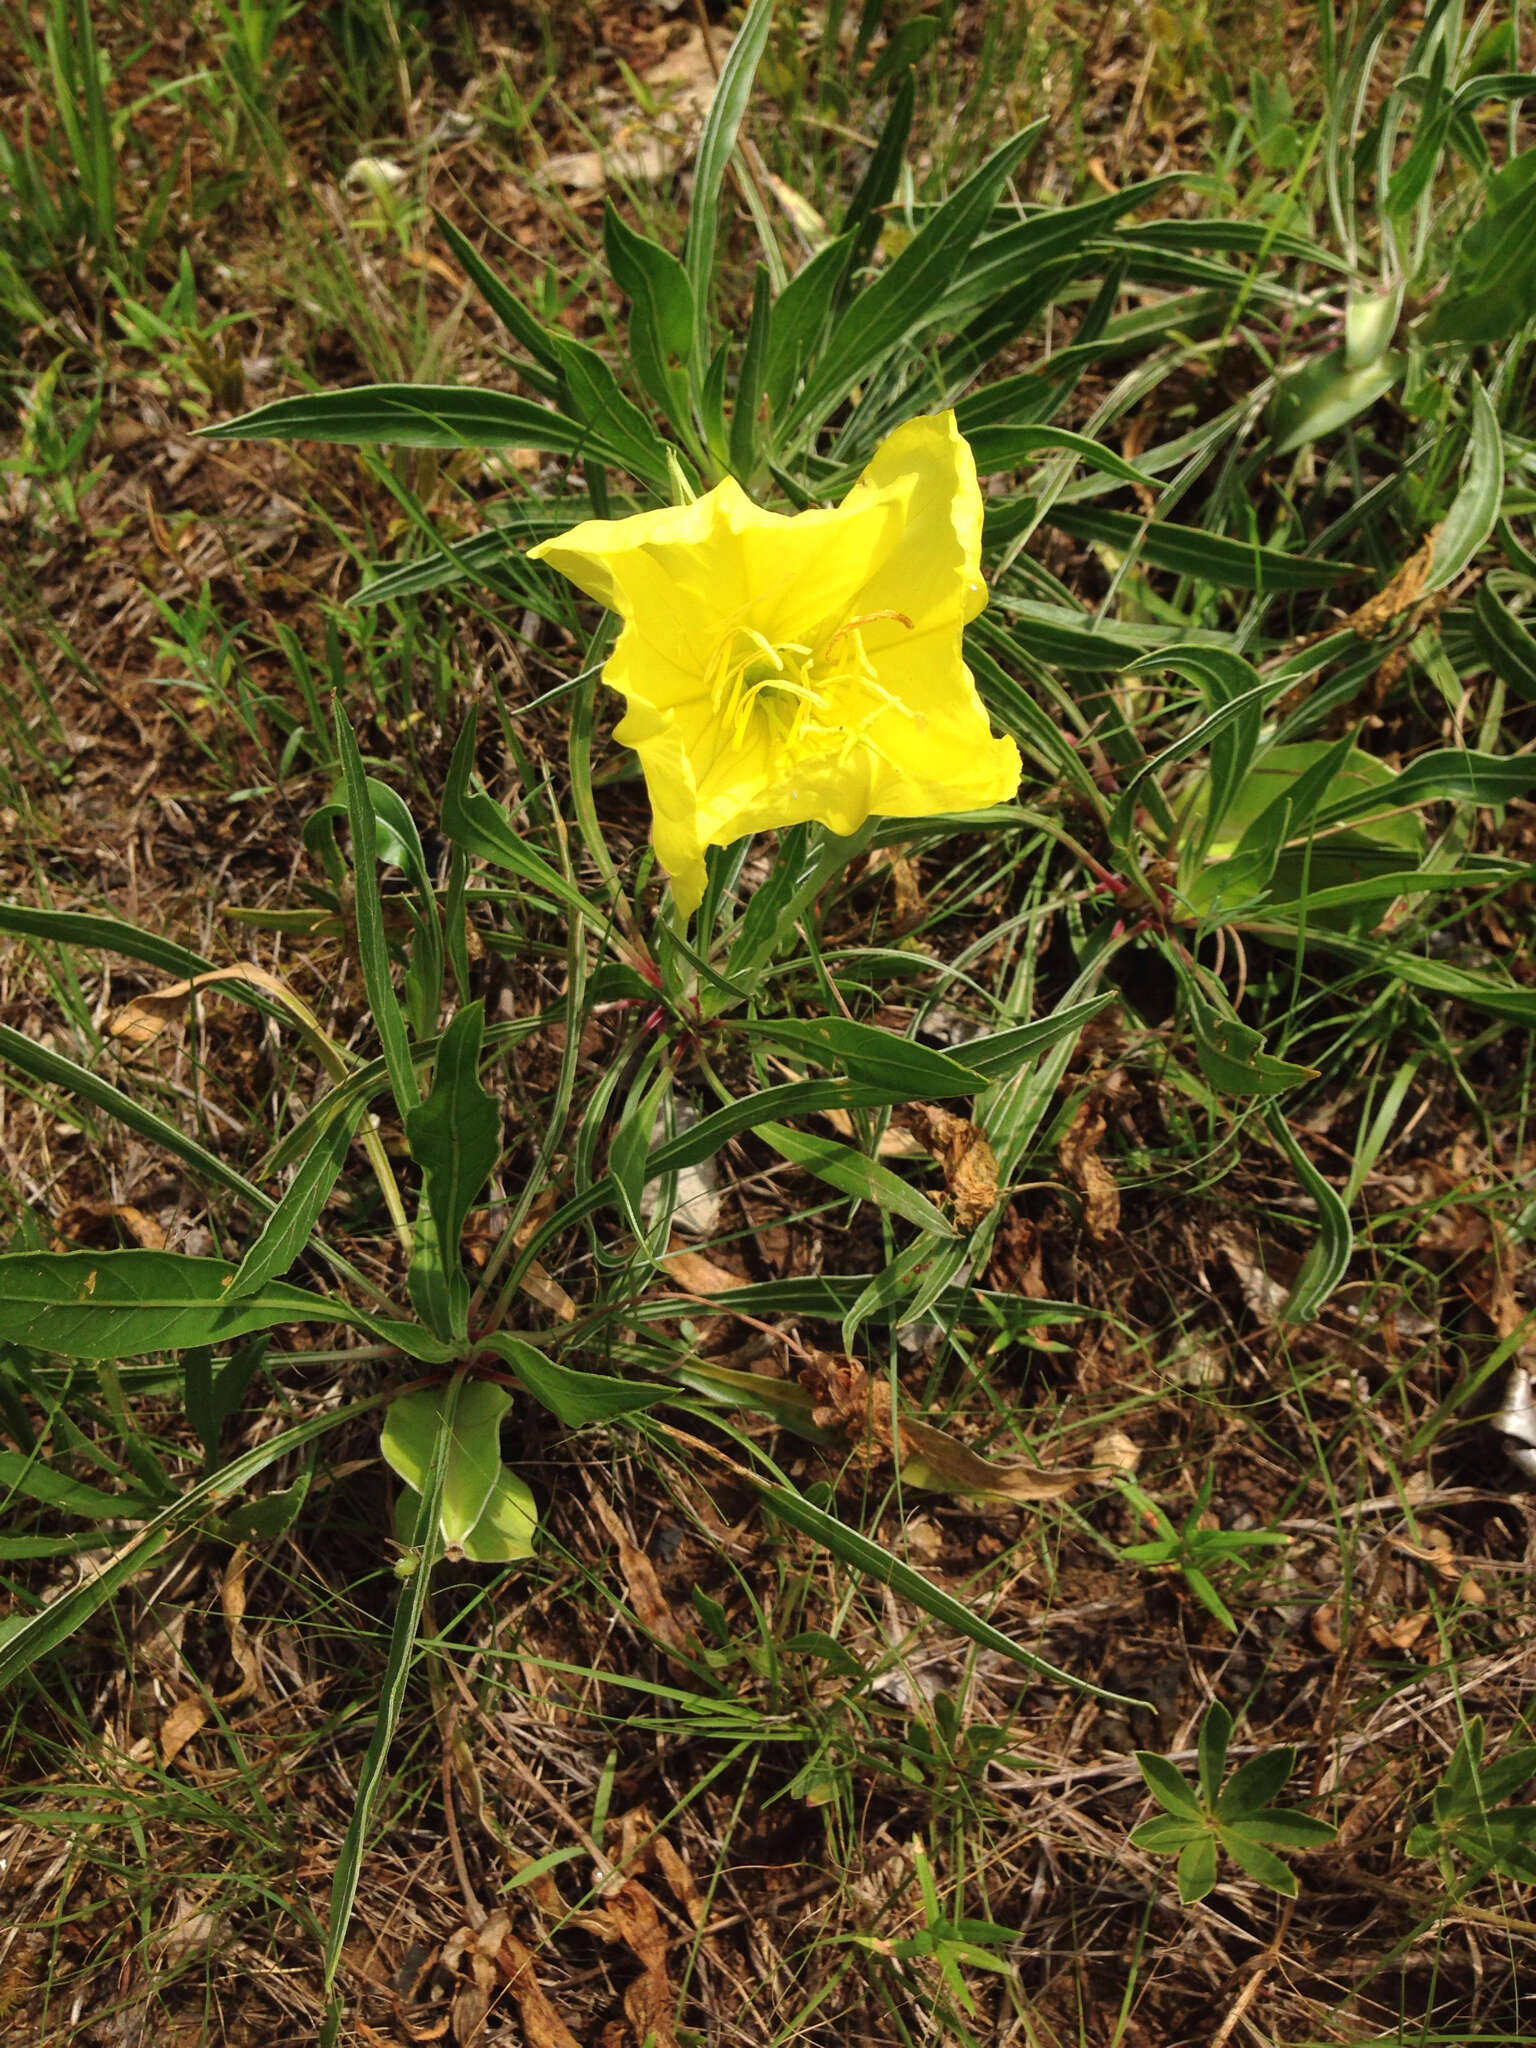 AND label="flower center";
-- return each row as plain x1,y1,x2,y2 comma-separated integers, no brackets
704,610,915,762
